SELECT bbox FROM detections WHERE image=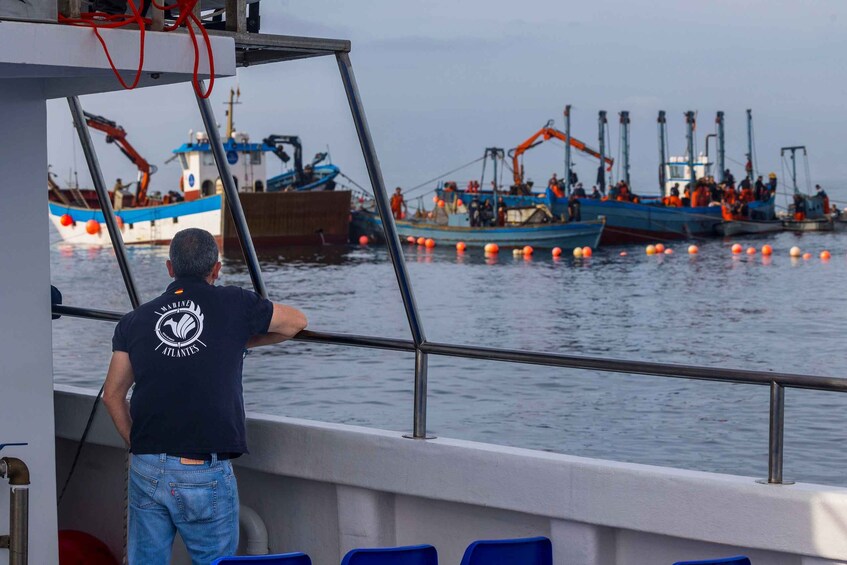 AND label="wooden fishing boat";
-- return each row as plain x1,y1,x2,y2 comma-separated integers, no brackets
715,220,783,237
351,207,604,249
714,197,781,236
782,217,834,232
